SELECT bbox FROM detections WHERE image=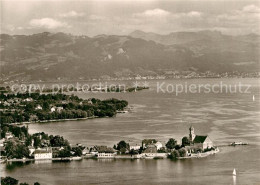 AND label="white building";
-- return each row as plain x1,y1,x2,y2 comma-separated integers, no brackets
56,107,63,113
34,148,52,160
35,105,42,110
129,143,141,151
50,107,56,112
154,142,163,150
50,106,63,112
97,152,116,158
24,98,33,102
5,132,14,140
28,146,35,156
